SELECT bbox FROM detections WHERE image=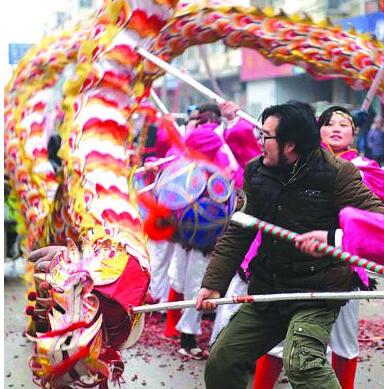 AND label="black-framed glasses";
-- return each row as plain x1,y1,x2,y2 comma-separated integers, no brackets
257,132,278,144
